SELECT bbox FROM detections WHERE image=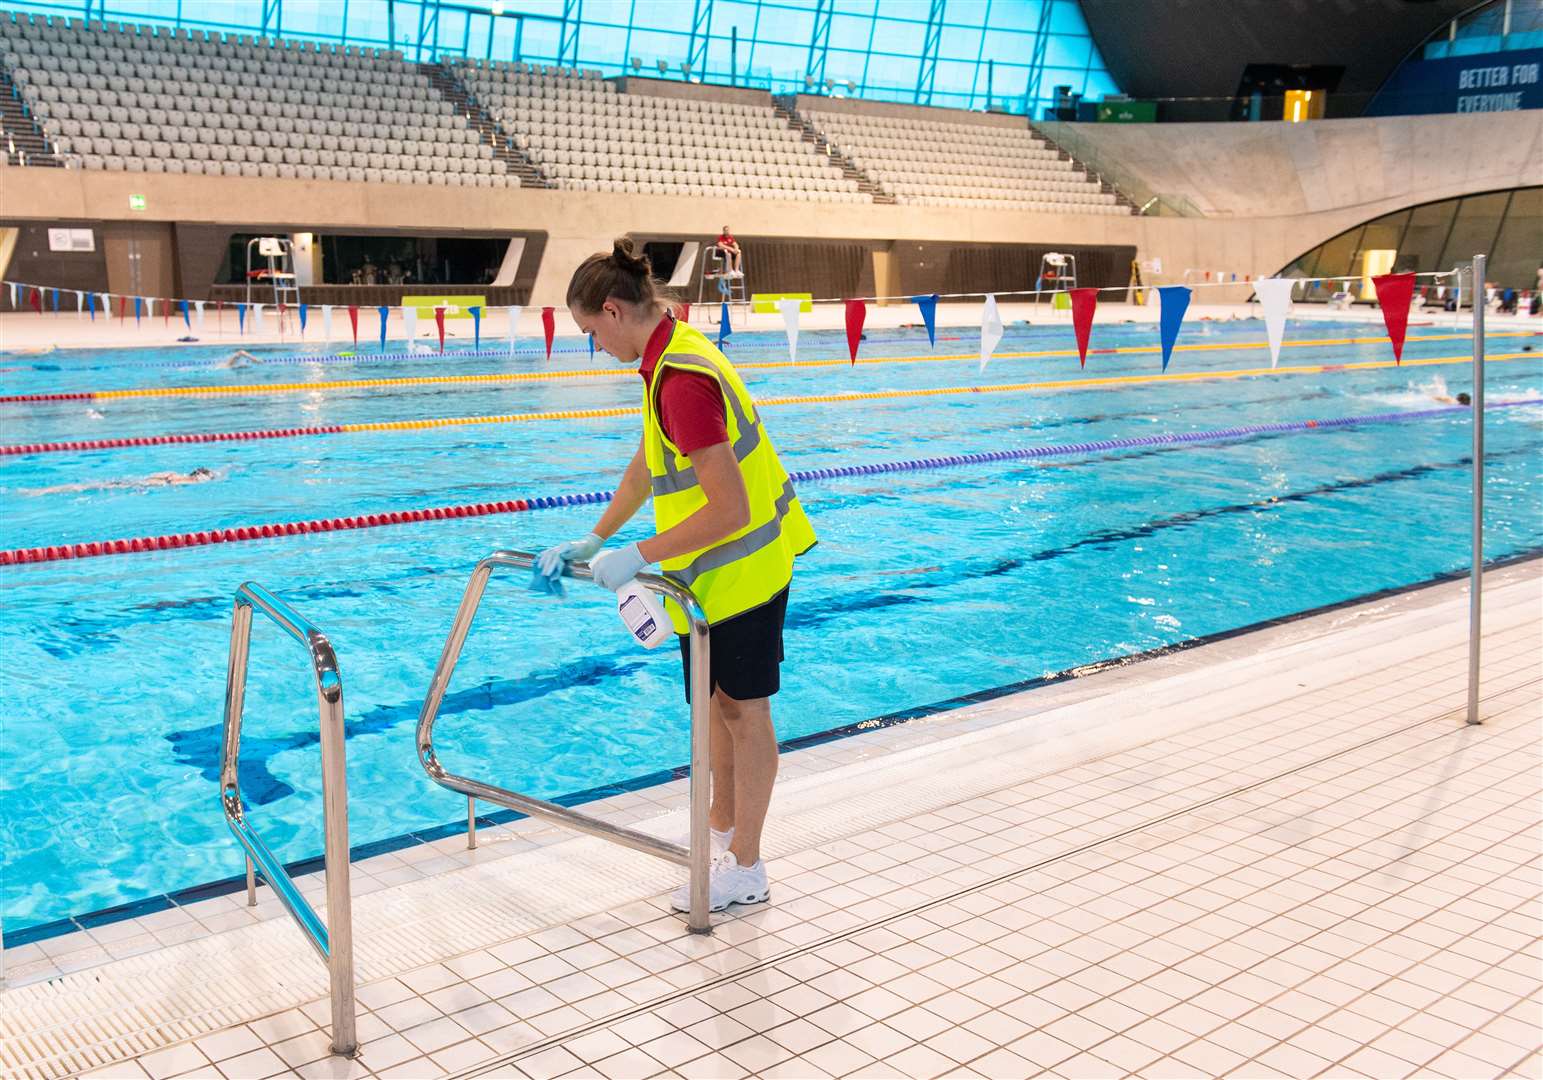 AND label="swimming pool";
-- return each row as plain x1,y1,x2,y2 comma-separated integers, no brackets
2,318,1540,934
